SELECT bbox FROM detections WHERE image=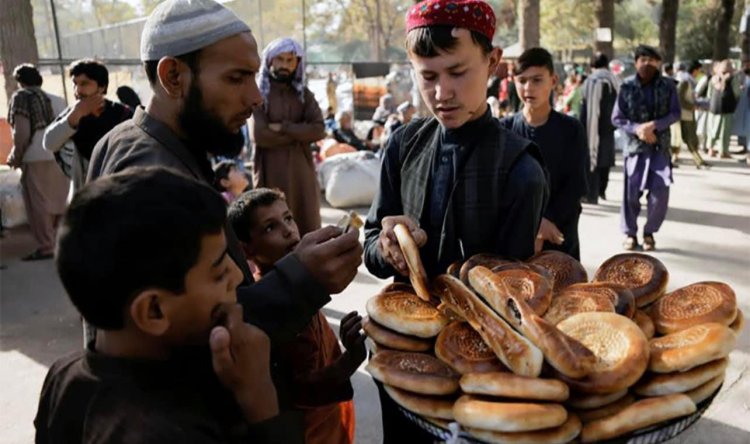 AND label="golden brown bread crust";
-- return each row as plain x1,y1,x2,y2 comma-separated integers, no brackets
730,308,745,334
566,389,628,410
366,350,460,395
433,274,544,377
634,358,729,396
366,291,448,338
543,291,615,326
649,323,736,373
684,373,724,404
382,384,455,420
650,282,737,334
561,282,636,318
633,310,655,339
580,394,696,443
393,223,431,302
434,321,507,374
465,414,582,444
575,394,635,423
527,250,588,291
459,253,517,283
468,266,596,379
488,267,553,316
593,253,669,307
453,395,568,432
556,312,649,394
362,317,433,352
459,371,569,402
